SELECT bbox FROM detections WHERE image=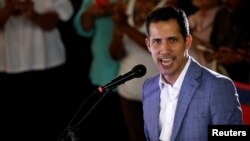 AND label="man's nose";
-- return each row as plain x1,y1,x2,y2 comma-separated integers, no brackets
162,41,172,52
